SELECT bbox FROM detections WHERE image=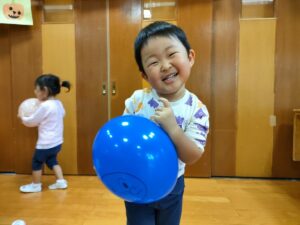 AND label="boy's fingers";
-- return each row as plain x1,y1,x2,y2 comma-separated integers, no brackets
155,107,163,112
150,115,157,122
159,97,170,108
